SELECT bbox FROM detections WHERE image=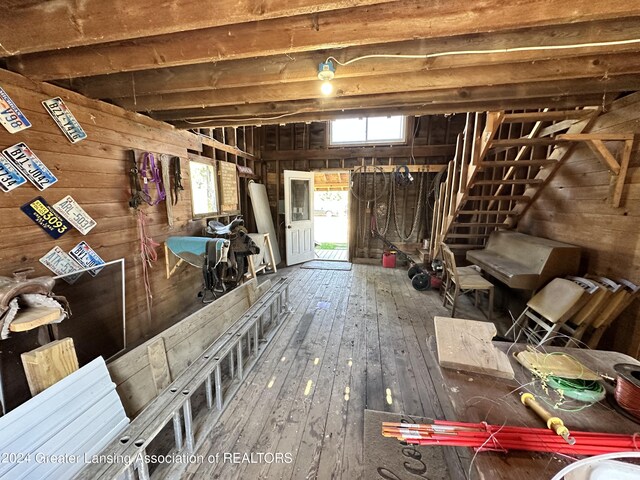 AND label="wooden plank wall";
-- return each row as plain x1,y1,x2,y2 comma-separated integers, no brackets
519,92,640,357
0,68,258,367
260,116,464,260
